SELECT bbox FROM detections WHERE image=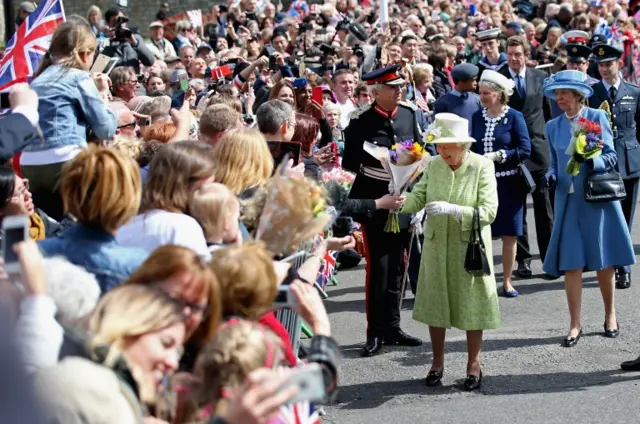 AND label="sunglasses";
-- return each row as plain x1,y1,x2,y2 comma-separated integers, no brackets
118,121,136,130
